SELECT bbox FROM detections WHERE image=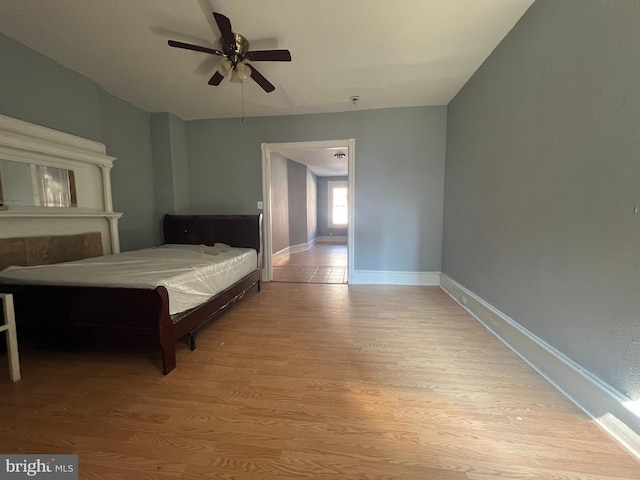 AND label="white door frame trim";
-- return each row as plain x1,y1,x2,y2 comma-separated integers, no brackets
261,139,355,282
